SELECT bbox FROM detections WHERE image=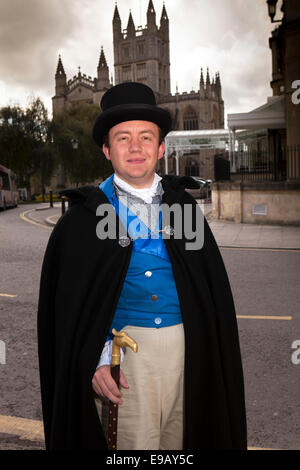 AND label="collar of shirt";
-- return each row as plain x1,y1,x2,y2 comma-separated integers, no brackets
113,173,162,204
